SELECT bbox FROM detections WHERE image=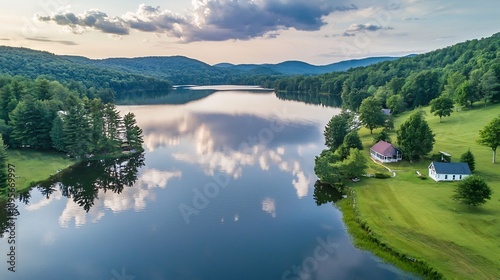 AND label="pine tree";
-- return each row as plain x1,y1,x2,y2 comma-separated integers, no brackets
123,112,143,150
50,115,65,152
63,103,92,158
101,103,123,153
0,136,8,195
459,149,475,172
